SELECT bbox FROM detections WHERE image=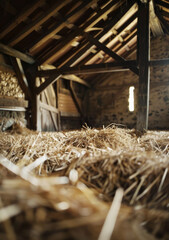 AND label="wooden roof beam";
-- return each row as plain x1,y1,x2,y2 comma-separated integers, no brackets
36,57,169,77
34,55,169,95
0,0,45,39
84,12,138,66
8,0,72,47
60,0,137,68
0,42,35,64
78,27,139,75
154,0,169,9
155,6,169,34
54,2,136,68
150,0,164,36
37,0,123,65
101,29,137,64
36,61,137,77
62,75,91,88
55,12,137,71
28,0,100,53
32,0,136,94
